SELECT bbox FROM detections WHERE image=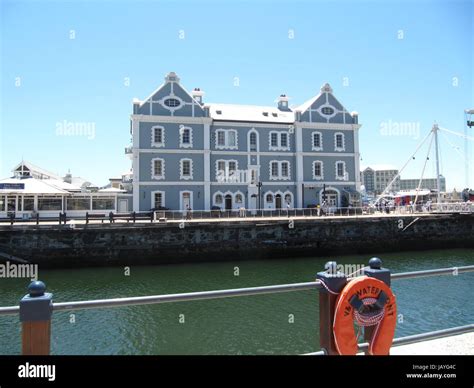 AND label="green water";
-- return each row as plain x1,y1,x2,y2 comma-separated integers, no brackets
0,249,473,355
